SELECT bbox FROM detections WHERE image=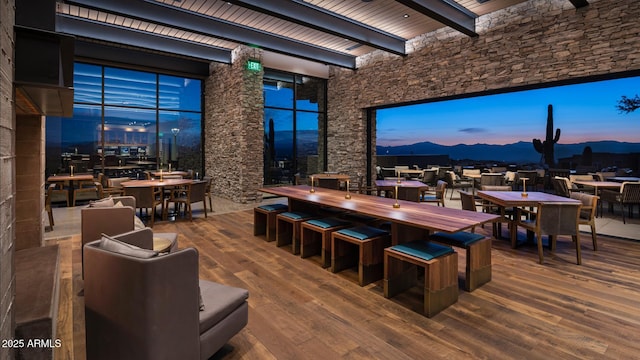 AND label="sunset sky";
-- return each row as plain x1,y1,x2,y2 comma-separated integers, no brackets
377,75,640,147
